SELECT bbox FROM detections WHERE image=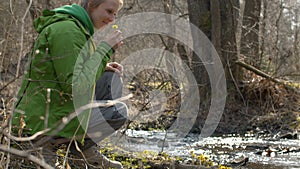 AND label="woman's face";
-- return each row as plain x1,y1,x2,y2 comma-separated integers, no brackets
88,0,120,30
